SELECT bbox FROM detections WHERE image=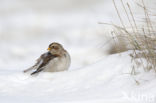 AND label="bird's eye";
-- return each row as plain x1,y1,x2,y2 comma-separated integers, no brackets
52,46,59,50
